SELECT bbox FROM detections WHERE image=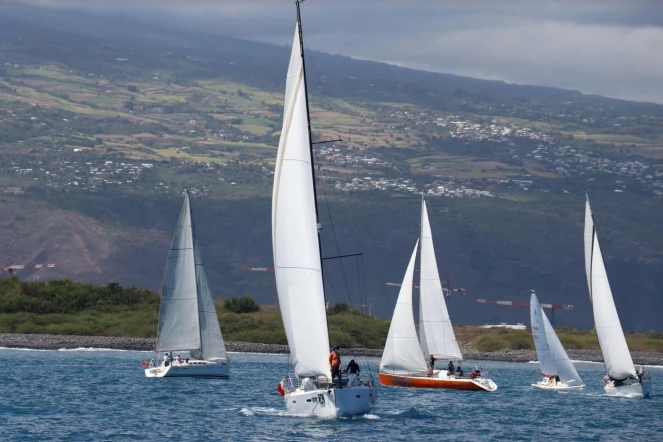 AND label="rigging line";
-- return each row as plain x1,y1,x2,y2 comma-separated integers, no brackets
303,40,341,135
